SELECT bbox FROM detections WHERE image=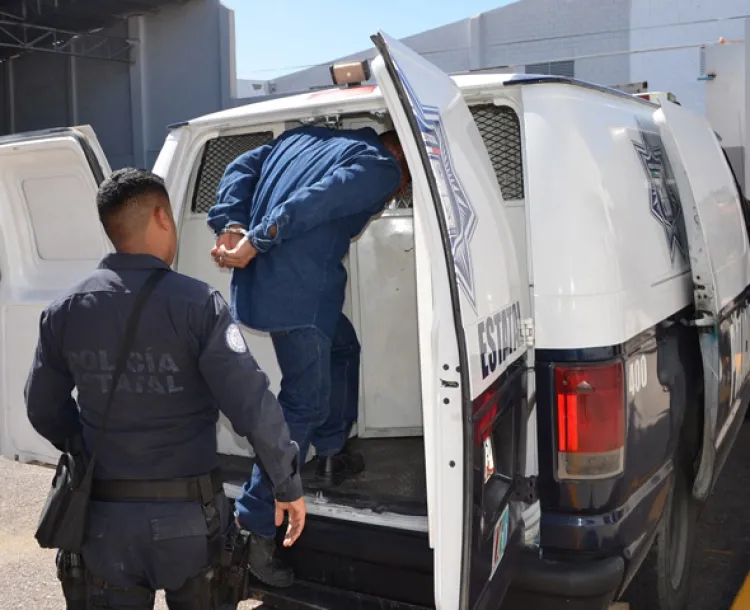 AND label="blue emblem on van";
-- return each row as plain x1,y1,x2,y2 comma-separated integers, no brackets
632,118,687,264
392,61,479,312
